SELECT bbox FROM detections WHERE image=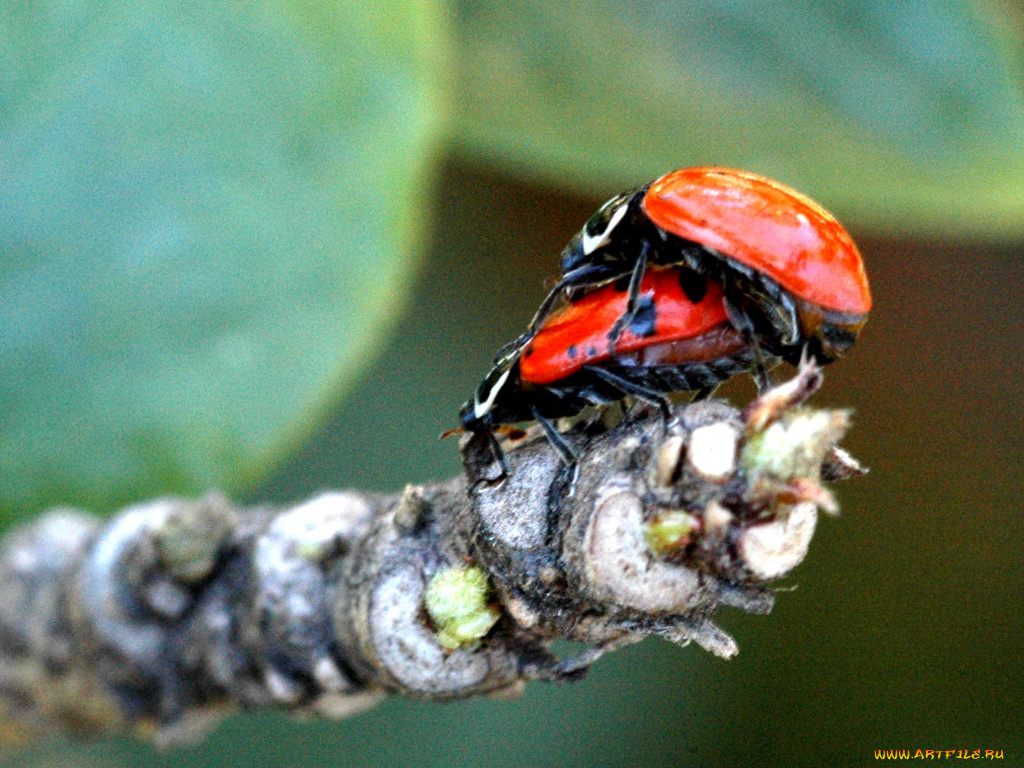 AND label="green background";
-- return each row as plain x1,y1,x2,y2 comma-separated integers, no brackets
3,0,1023,765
